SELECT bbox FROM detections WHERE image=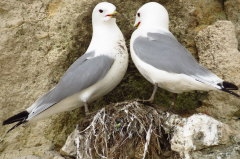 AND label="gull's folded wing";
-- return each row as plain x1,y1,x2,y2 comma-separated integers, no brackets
28,52,114,119
133,32,222,85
